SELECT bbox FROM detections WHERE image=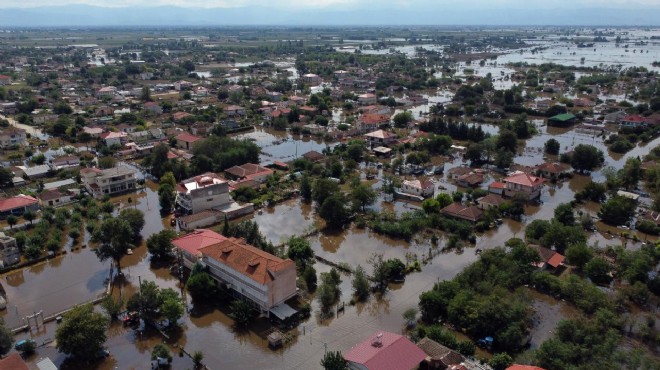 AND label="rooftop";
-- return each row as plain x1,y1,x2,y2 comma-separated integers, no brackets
172,229,228,257
343,331,426,370
0,194,37,212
